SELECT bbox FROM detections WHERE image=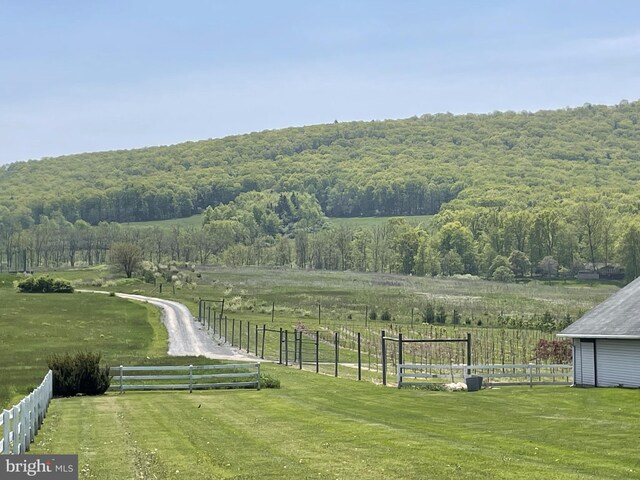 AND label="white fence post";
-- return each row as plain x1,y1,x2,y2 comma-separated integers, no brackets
257,363,261,391
119,365,124,393
189,365,193,394
12,405,20,454
529,364,534,388
2,409,10,454
0,371,54,455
